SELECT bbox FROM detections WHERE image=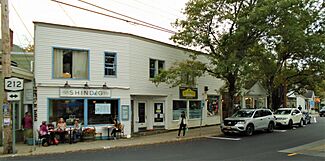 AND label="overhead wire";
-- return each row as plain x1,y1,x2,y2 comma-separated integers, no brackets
49,0,176,34
10,2,34,71
77,0,176,34
58,3,77,26
10,2,33,42
109,0,178,22
11,25,34,72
